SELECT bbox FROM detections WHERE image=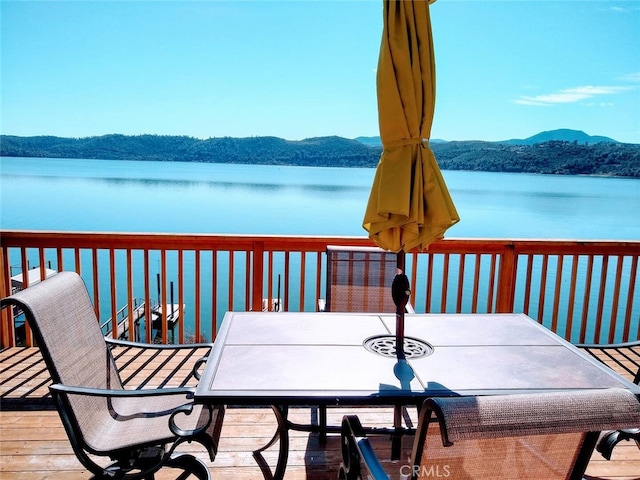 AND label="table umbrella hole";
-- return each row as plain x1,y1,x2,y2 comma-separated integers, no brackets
363,335,434,359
